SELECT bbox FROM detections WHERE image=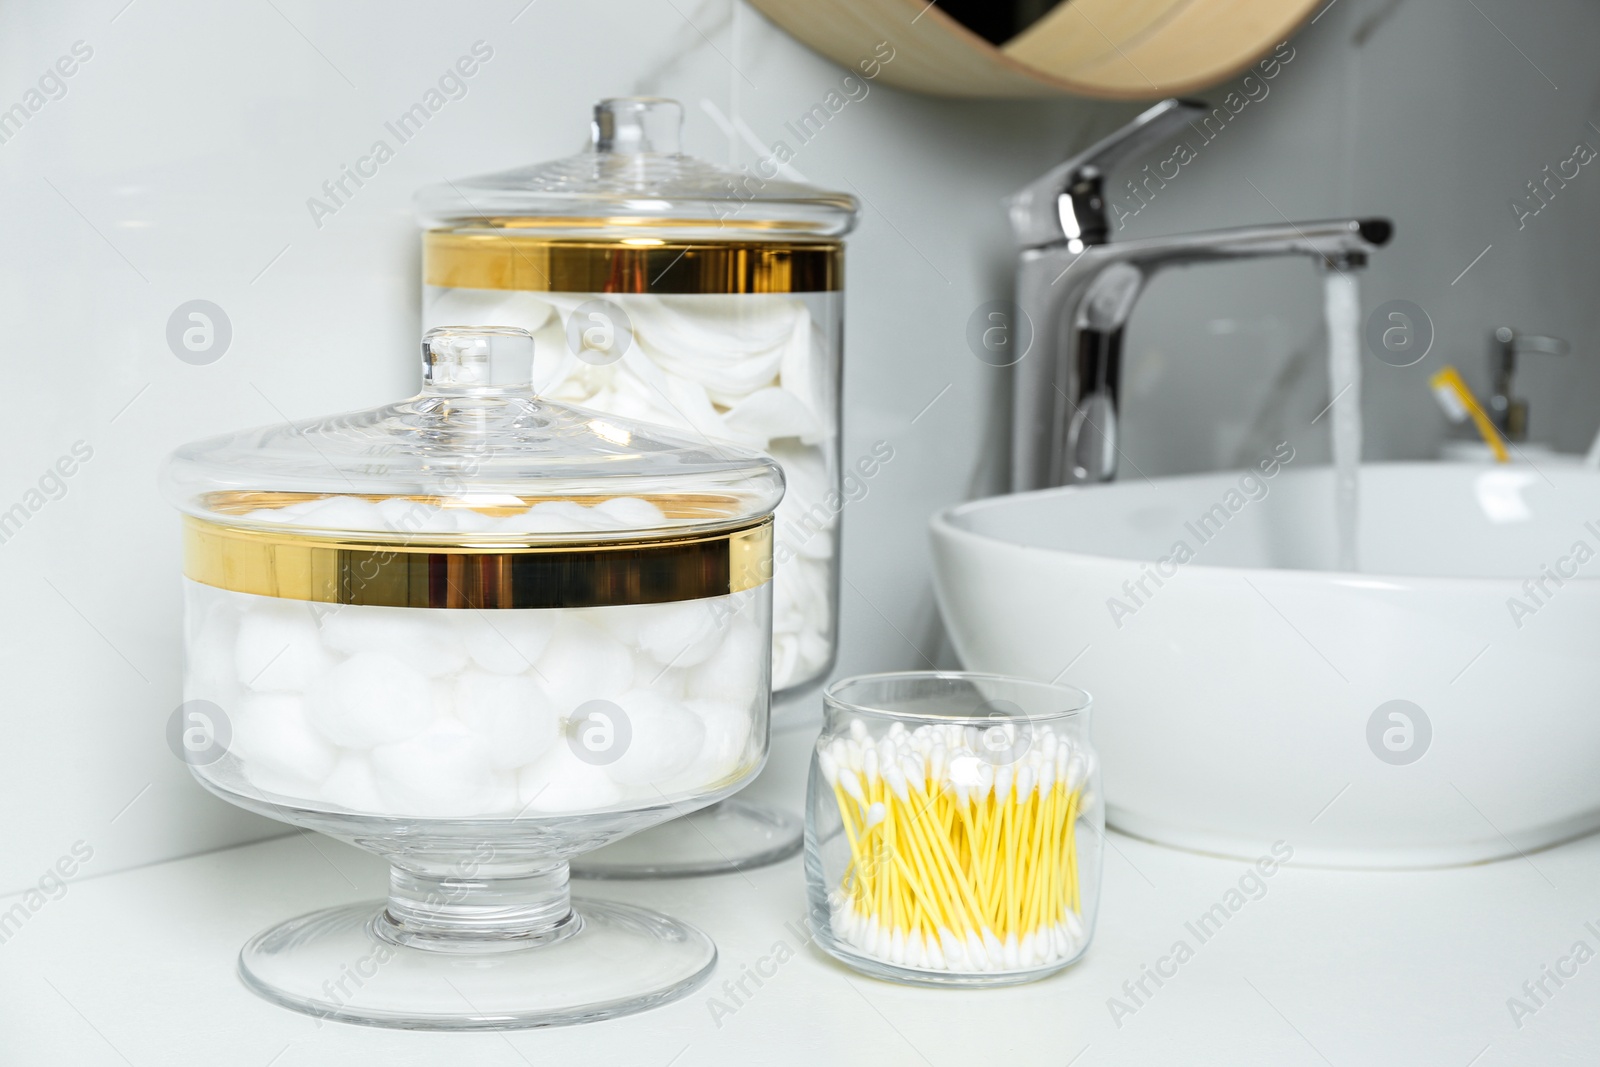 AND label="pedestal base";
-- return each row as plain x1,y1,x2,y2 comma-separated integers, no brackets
570,798,803,879
238,898,715,1030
